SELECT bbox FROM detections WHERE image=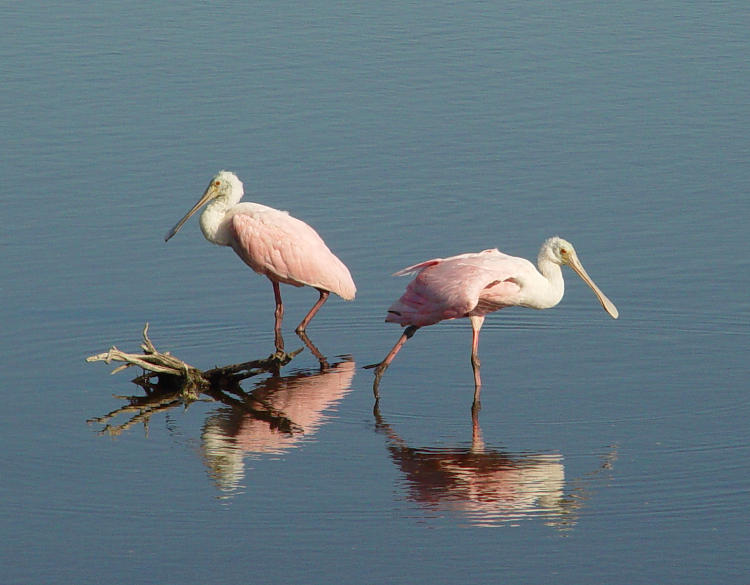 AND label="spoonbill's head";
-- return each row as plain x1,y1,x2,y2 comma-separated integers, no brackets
165,171,244,241
544,236,619,319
